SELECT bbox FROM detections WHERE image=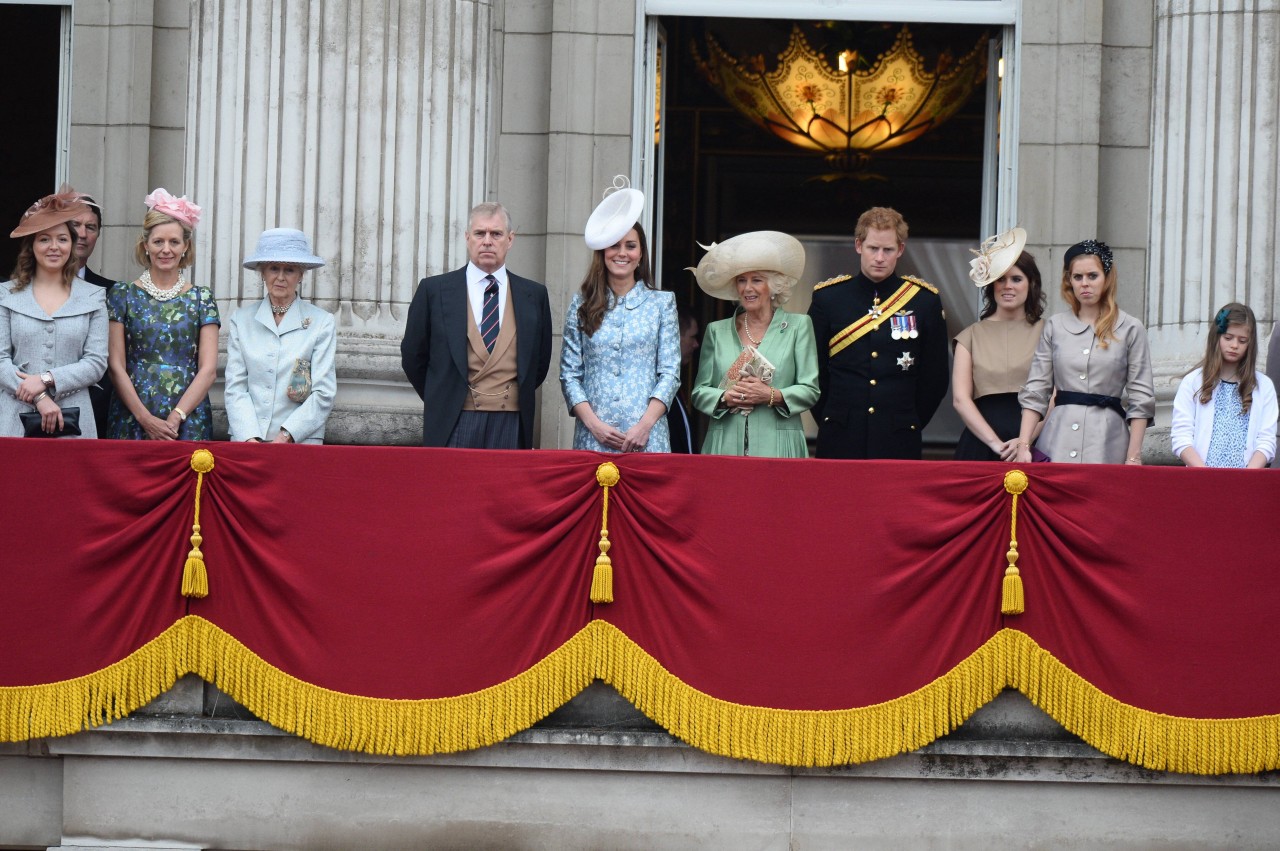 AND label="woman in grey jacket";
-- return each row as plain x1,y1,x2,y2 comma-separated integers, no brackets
0,190,108,437
224,229,336,444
